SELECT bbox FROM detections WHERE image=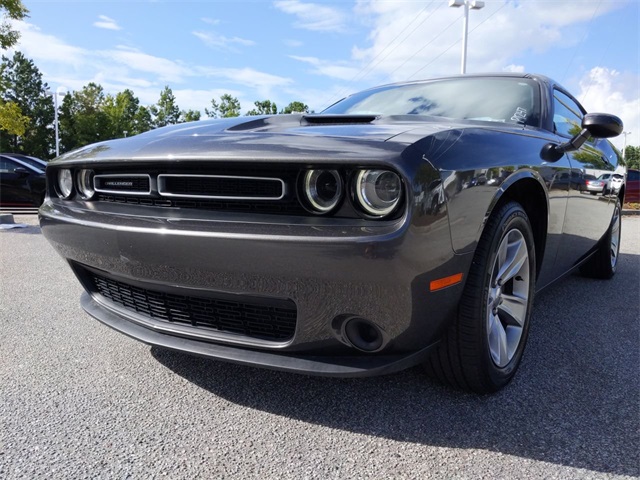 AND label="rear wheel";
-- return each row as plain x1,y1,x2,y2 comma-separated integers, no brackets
579,199,621,279
425,201,536,393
